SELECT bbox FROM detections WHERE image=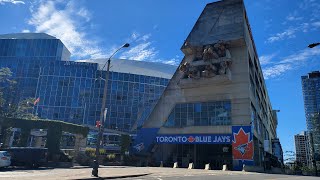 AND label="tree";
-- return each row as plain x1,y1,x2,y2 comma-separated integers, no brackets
14,98,39,120
121,134,131,155
0,67,38,119
0,67,16,116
